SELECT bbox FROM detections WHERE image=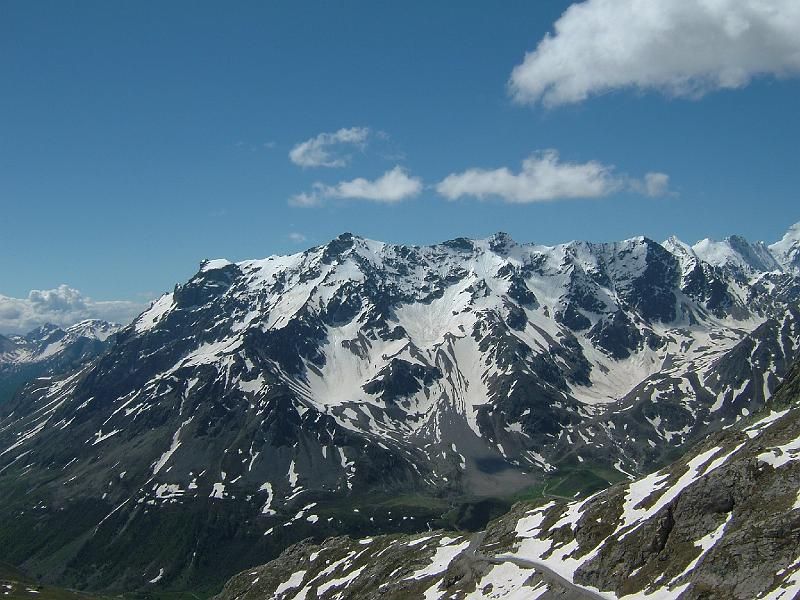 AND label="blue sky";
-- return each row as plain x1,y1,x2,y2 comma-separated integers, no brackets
1,0,799,329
